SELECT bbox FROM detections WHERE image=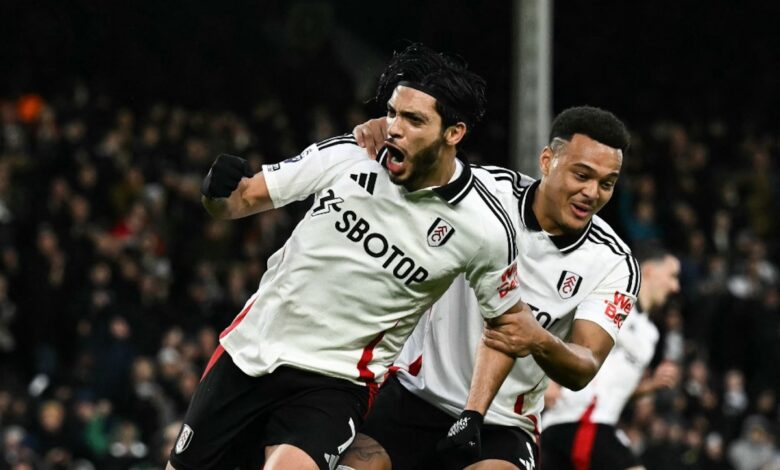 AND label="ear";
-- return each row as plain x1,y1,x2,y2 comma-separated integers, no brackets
539,146,554,176
443,122,467,146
